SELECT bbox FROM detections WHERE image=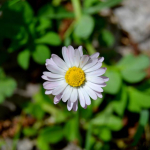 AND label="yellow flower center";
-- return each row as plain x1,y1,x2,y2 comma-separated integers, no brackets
65,67,85,87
